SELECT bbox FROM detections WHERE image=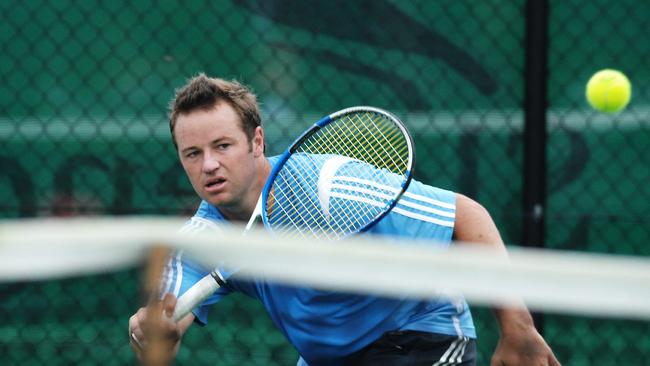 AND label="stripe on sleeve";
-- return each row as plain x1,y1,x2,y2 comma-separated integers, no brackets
173,250,183,296
161,254,175,296
330,176,455,227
